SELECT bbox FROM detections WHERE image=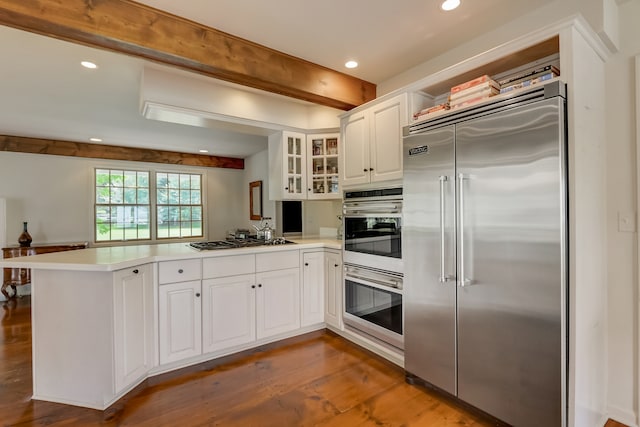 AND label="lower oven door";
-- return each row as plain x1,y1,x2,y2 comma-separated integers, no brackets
343,264,404,349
